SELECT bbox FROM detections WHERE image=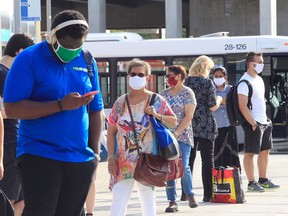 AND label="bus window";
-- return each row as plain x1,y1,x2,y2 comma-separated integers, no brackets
146,59,166,93
172,57,197,69
172,56,224,68
226,53,247,85
172,56,224,79
97,61,110,106
97,61,109,73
